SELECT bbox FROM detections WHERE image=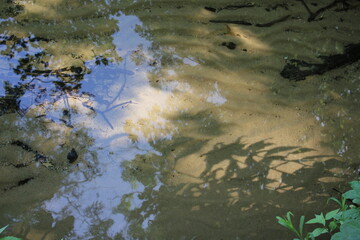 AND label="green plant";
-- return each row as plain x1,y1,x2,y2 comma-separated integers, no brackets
276,212,311,240
276,178,360,240
0,225,22,240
